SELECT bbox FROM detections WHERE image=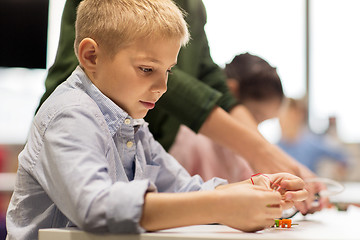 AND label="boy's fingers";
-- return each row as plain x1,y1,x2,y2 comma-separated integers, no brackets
251,185,284,206
251,185,273,192
281,178,305,191
264,219,277,229
294,201,309,215
284,189,308,202
281,200,294,210
264,192,282,206
266,206,282,219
